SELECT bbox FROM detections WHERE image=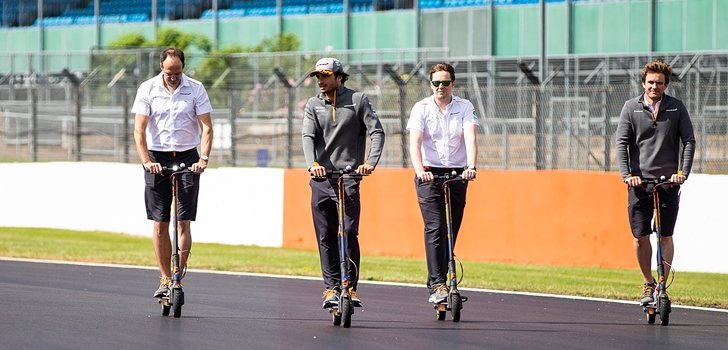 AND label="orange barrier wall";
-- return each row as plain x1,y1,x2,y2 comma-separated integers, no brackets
283,169,636,269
